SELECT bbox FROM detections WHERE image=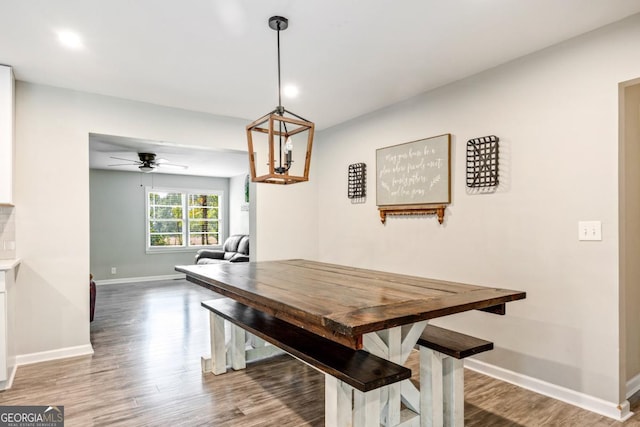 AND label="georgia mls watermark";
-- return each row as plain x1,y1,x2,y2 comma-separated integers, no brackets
0,406,64,427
